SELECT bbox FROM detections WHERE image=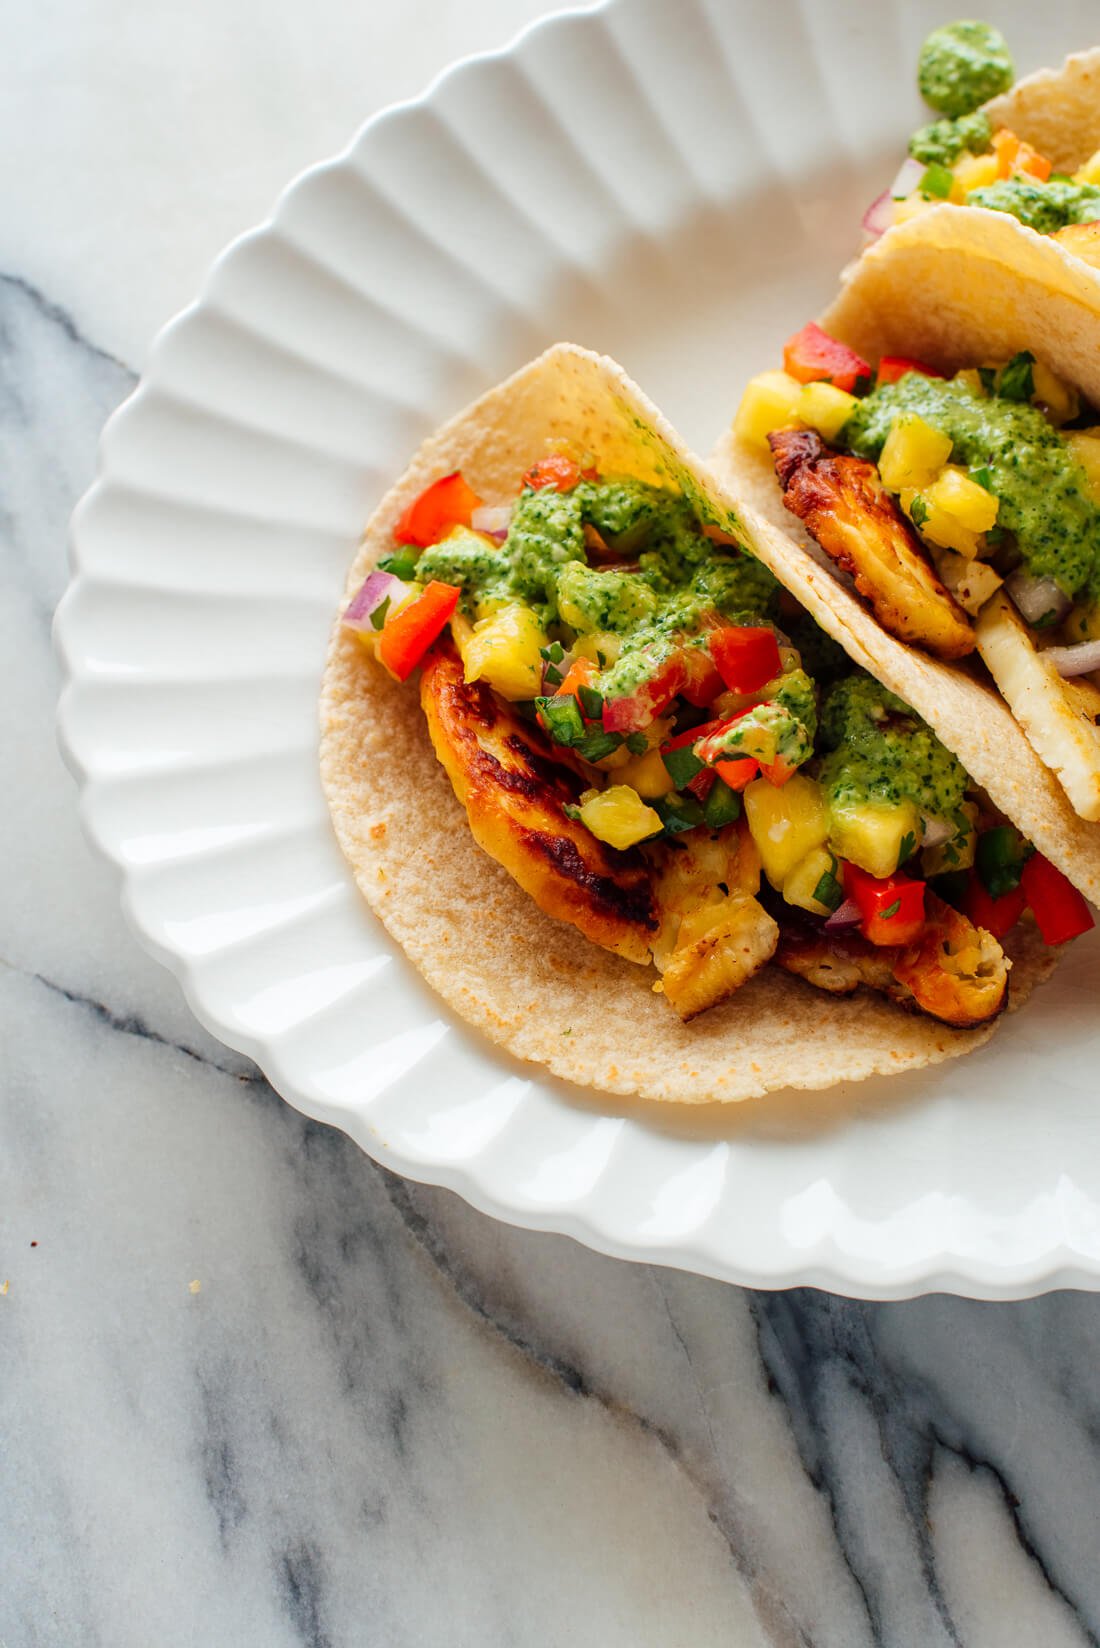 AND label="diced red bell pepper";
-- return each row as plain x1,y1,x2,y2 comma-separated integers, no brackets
521,454,597,492
1020,853,1094,945
394,472,483,548
844,863,926,947
376,581,461,681
664,718,759,795
876,356,944,386
963,874,1027,941
685,767,716,802
757,753,798,789
782,322,872,394
679,646,725,708
602,655,688,733
709,626,781,695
